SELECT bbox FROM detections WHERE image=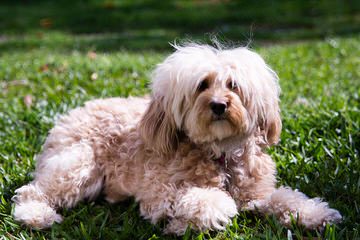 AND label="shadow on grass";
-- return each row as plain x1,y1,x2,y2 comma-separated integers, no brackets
0,0,360,51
